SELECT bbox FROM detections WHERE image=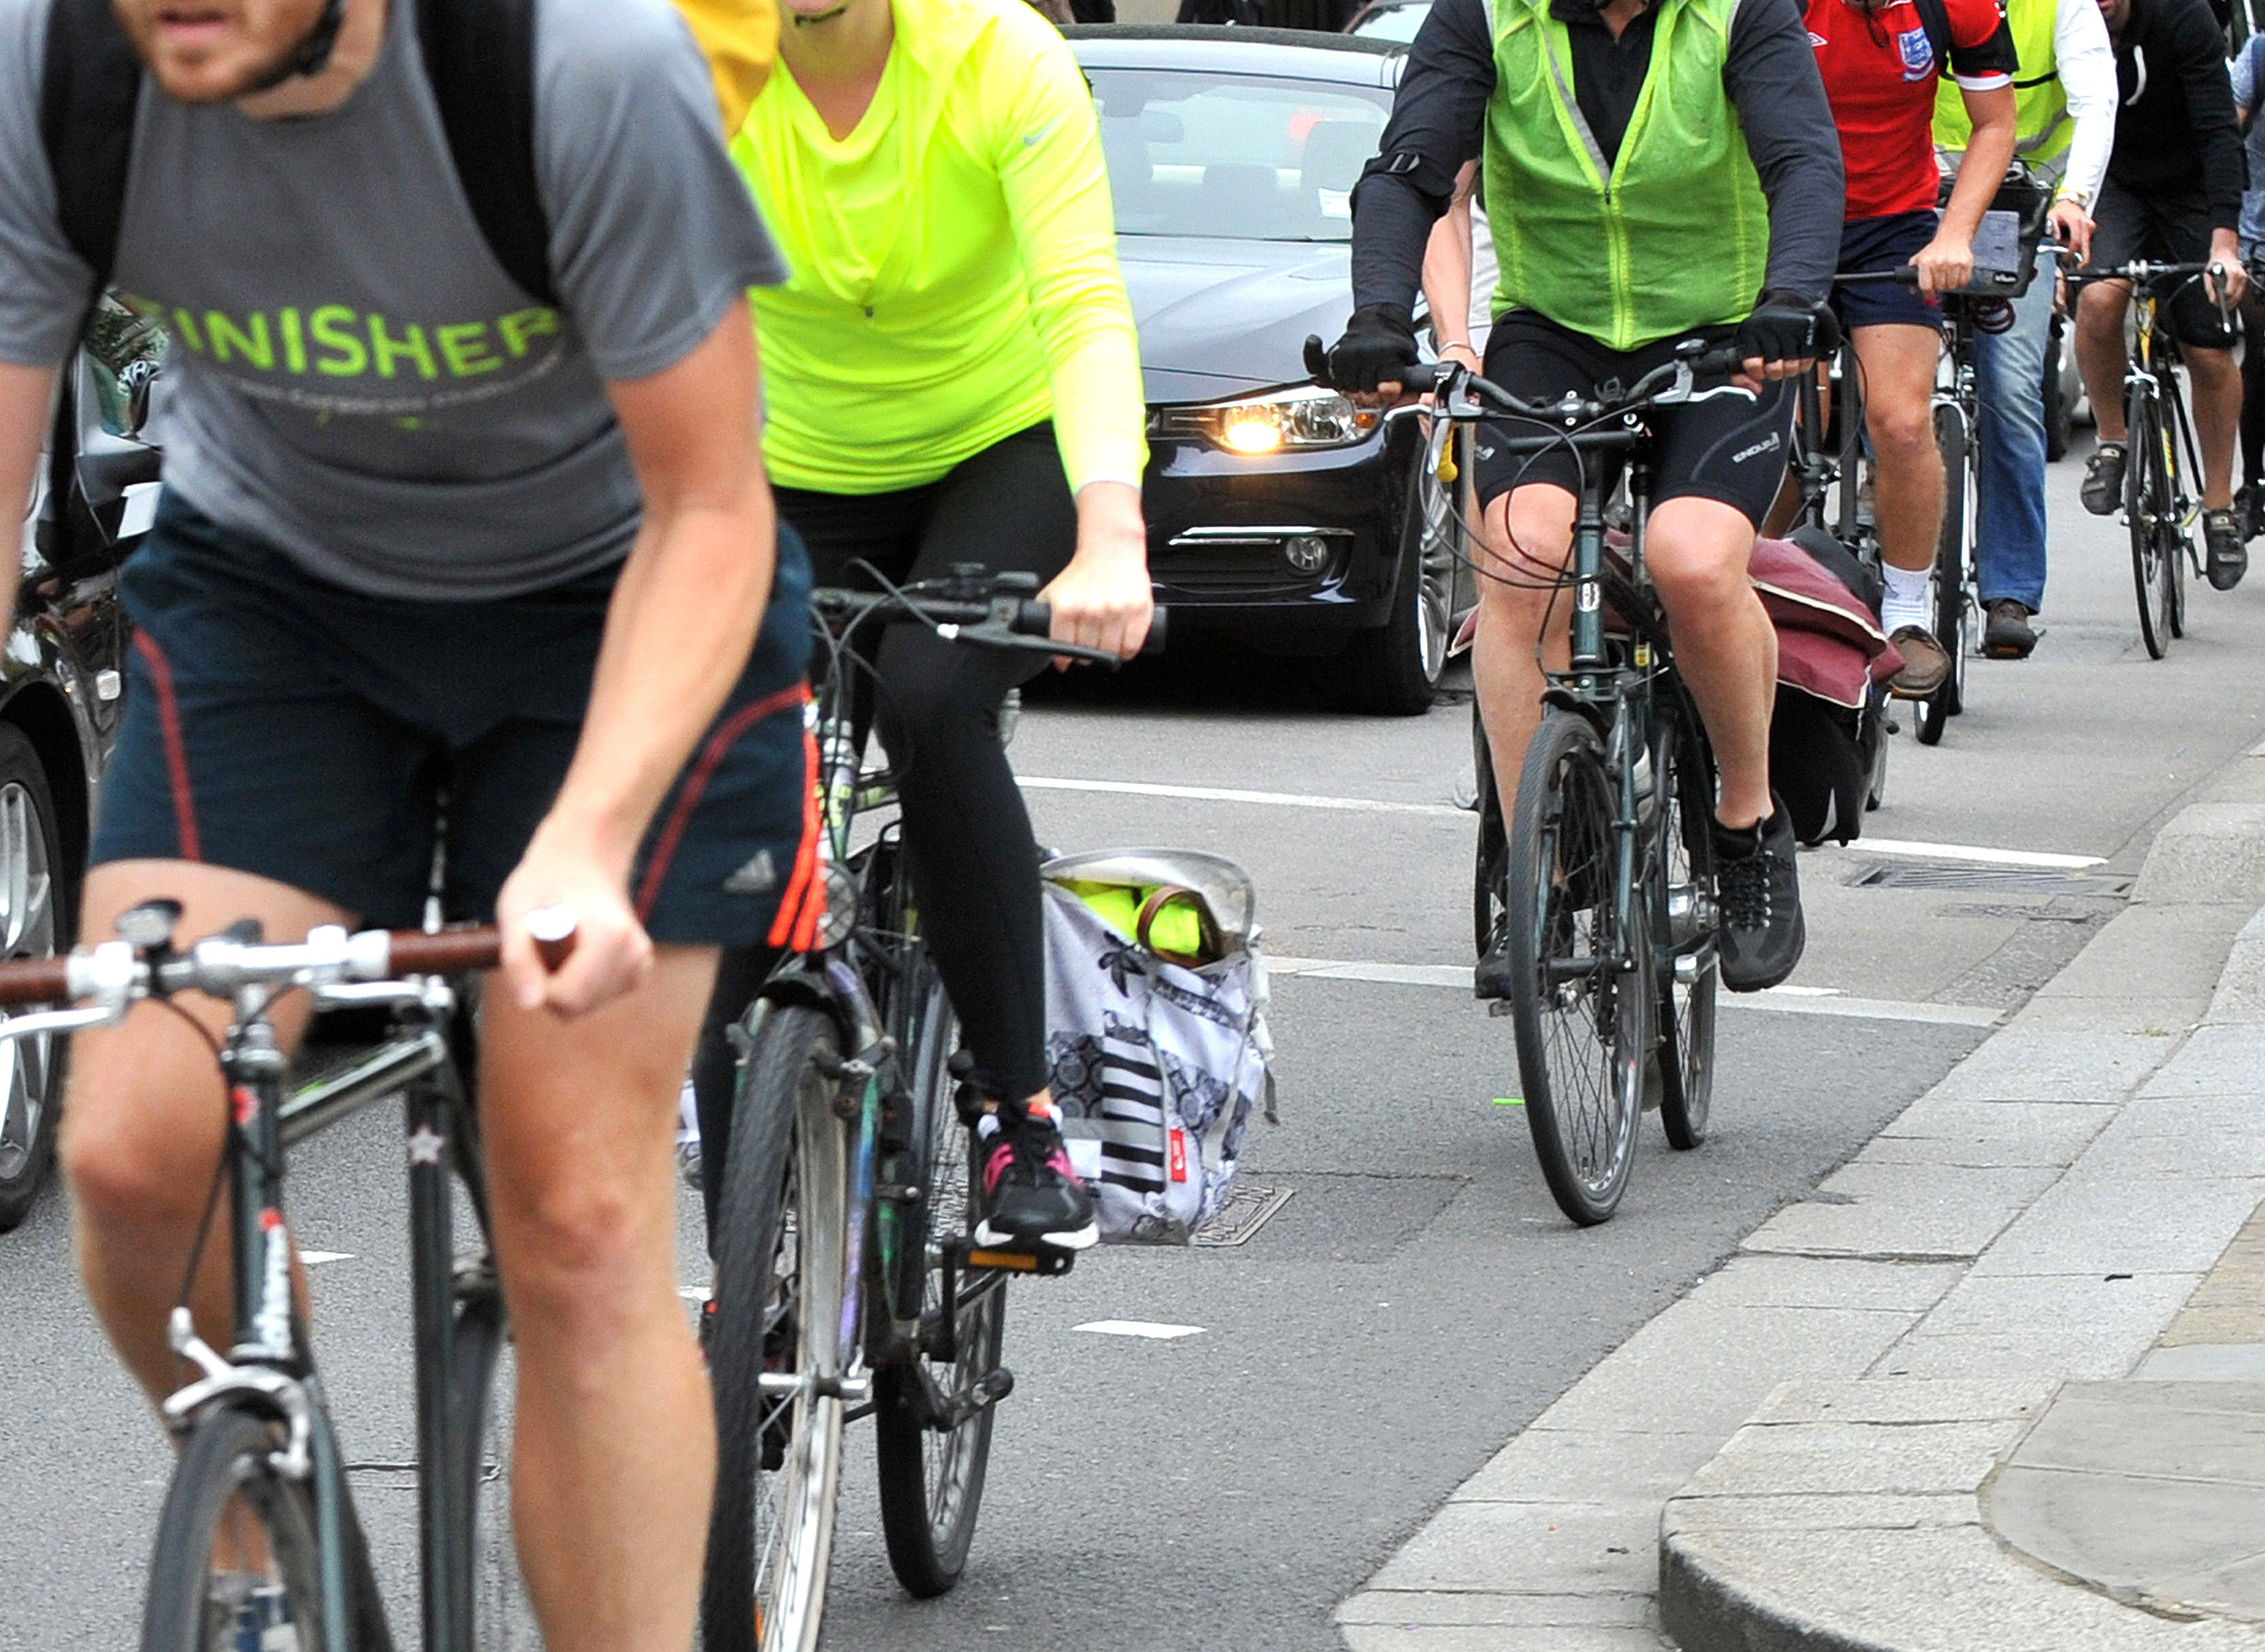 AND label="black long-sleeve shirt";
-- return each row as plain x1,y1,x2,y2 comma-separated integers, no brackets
1349,0,1846,320
2106,0,2246,229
